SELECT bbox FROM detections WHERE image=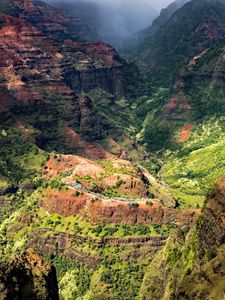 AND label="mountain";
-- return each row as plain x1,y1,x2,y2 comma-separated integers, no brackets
136,0,225,83
134,0,225,148
121,0,190,58
133,0,225,208
0,0,140,147
138,0,190,39
46,0,101,33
